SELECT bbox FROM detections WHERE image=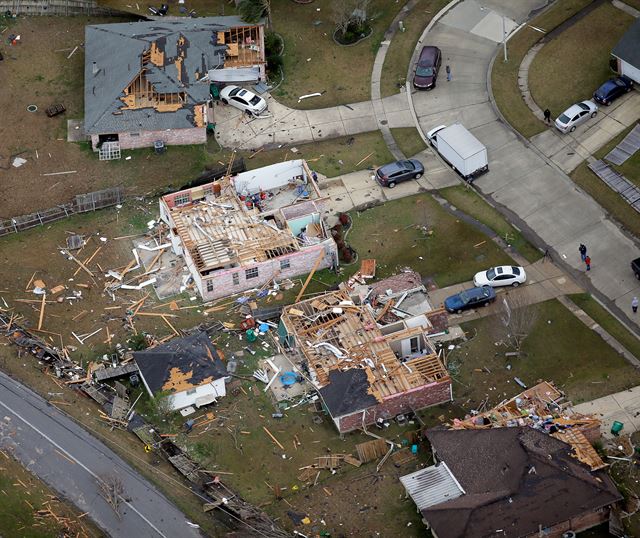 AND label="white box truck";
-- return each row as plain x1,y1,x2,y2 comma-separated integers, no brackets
426,123,488,181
